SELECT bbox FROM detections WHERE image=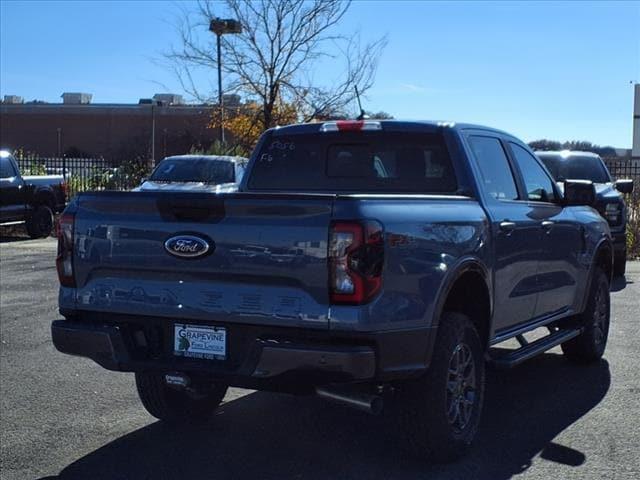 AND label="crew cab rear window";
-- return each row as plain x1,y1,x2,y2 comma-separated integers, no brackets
248,132,457,193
